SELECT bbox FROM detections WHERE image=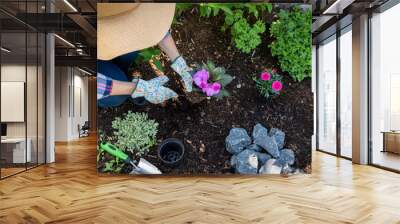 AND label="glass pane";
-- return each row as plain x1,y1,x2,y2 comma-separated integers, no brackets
1,30,27,177
27,31,38,169
371,4,400,171
38,33,45,165
340,28,352,158
318,36,337,154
